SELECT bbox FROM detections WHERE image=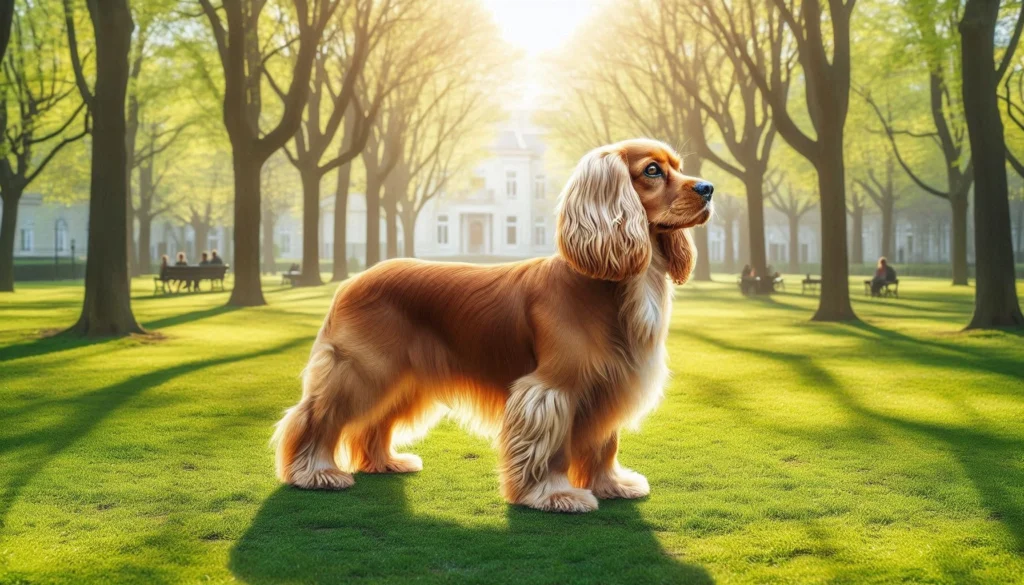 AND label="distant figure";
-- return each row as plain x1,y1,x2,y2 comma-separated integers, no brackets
175,252,190,291
871,257,896,296
740,264,757,295
159,254,170,279
199,252,210,265
209,250,224,265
